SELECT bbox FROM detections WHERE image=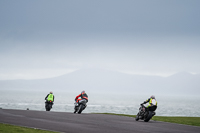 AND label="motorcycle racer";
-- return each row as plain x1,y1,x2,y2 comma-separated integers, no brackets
74,91,88,113
75,90,88,103
142,95,157,112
